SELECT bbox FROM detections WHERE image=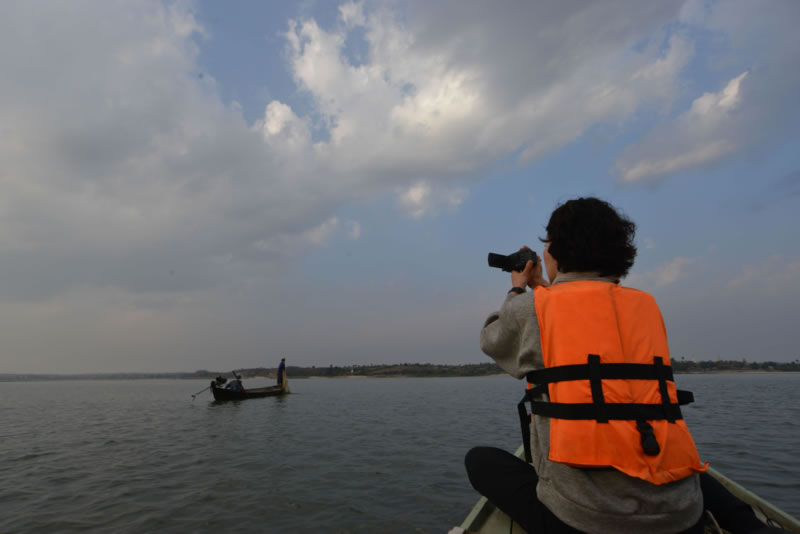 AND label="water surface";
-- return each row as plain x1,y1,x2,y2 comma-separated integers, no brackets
2,373,798,533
